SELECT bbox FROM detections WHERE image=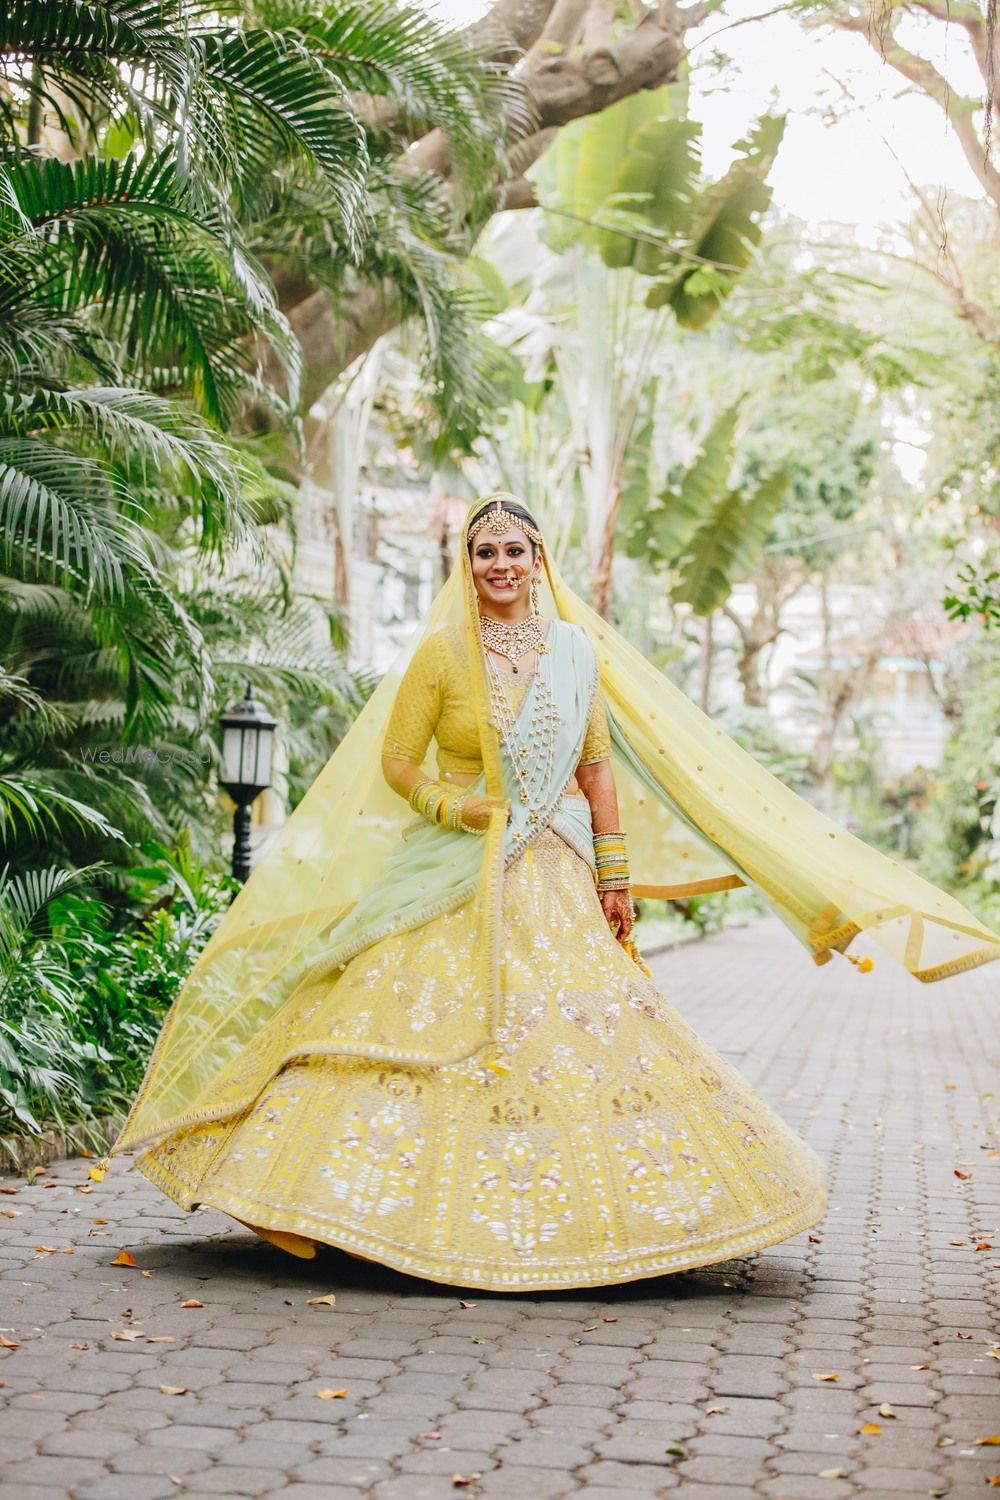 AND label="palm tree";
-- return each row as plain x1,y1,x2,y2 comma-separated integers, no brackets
0,1,492,872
